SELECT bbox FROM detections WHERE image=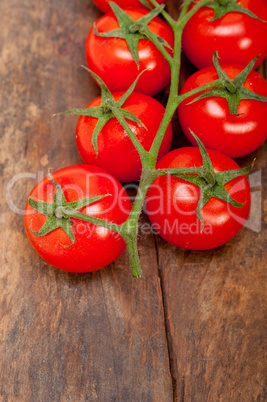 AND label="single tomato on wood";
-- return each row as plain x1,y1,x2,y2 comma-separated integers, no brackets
24,164,132,273
182,0,267,69
75,91,172,182
146,147,251,250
